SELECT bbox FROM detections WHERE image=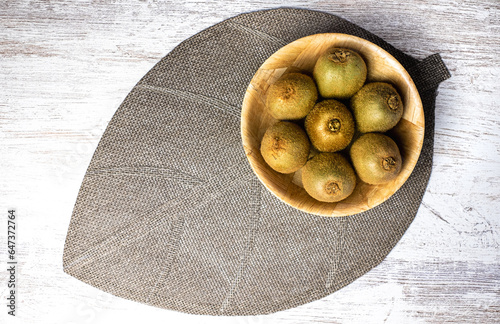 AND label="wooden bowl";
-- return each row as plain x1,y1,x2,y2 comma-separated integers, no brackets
241,33,424,217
